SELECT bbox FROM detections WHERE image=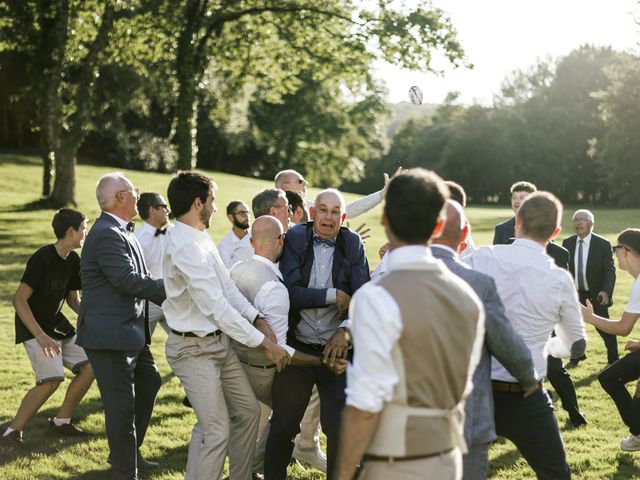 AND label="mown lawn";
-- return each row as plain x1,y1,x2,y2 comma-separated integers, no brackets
0,153,639,479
